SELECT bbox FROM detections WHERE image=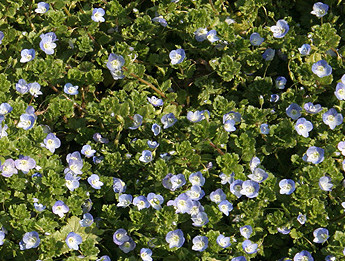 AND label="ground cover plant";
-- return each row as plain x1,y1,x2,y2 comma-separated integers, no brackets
1,0,345,260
